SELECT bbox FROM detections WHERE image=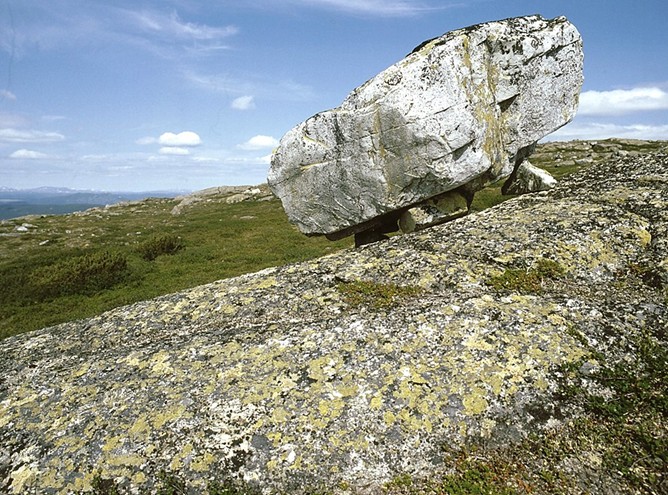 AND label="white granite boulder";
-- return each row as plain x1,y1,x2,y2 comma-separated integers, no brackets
268,15,583,241
502,160,558,195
